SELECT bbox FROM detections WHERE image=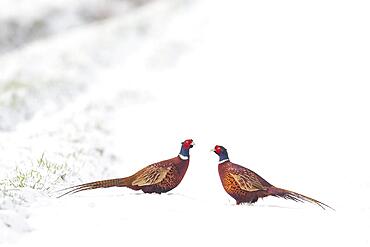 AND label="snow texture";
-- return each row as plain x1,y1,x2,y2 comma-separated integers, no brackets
1,0,369,246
